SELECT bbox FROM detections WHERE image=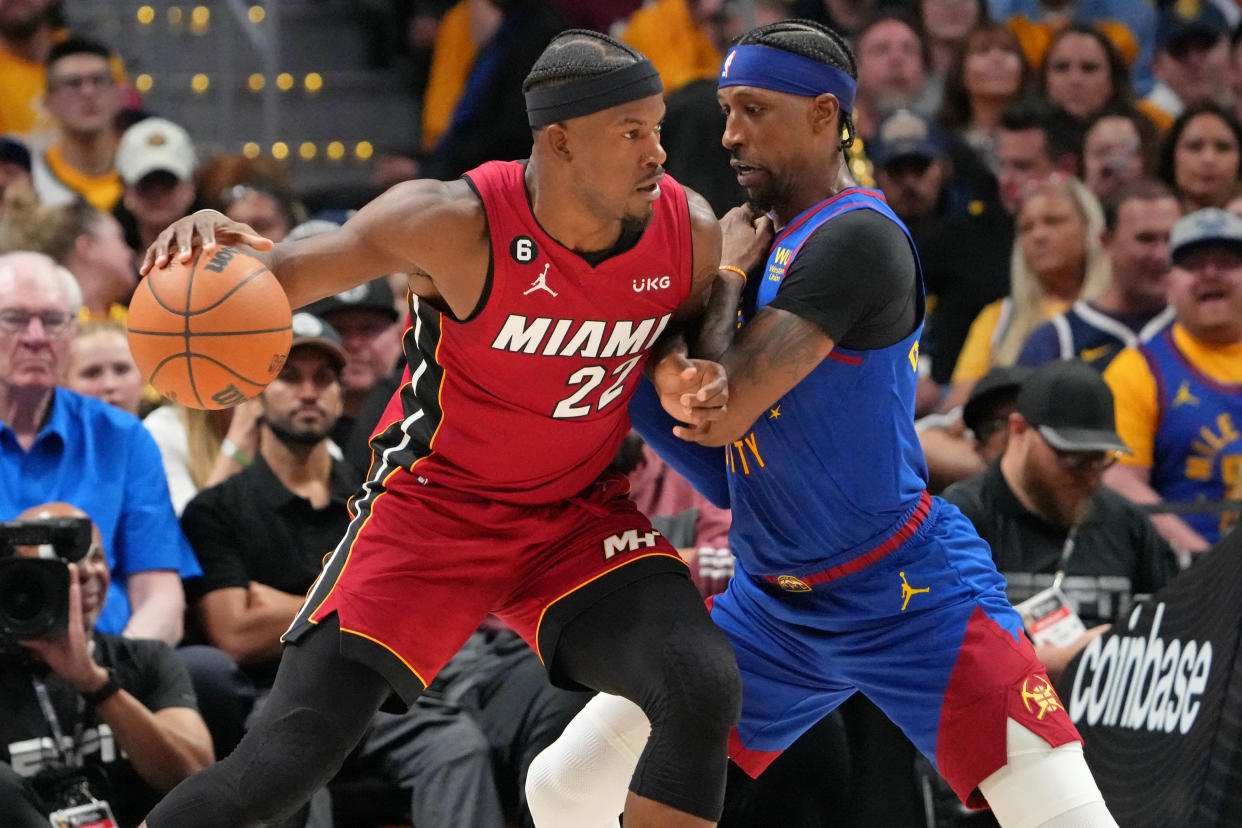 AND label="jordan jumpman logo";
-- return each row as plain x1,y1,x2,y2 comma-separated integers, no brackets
523,263,558,297
899,571,930,611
